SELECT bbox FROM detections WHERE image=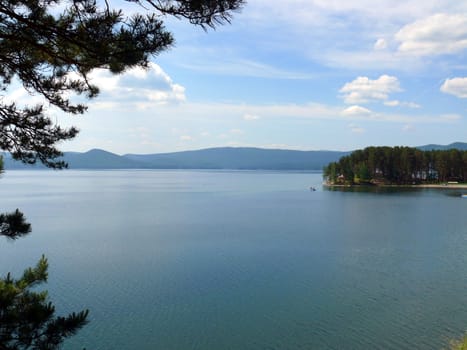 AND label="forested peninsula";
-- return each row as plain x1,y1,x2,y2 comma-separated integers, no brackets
323,146,467,186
